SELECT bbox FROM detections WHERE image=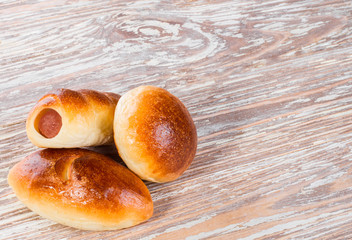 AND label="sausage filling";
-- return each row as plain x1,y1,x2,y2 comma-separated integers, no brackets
37,109,62,138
